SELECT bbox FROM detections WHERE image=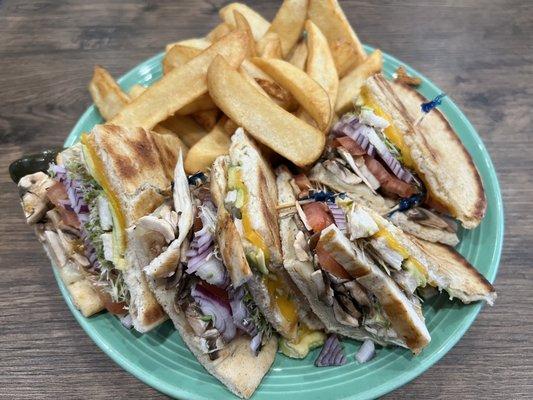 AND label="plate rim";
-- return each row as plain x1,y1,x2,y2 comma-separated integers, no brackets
58,46,504,400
